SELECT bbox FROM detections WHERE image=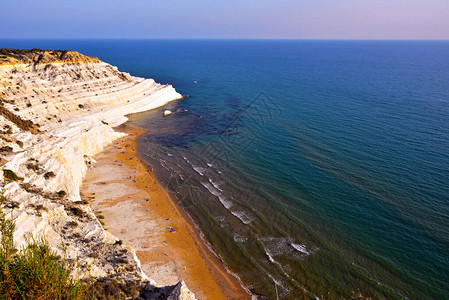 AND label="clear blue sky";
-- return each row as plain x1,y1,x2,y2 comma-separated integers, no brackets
1,0,448,39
